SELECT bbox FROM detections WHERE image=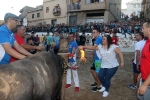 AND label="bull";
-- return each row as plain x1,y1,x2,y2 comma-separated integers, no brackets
0,51,67,100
